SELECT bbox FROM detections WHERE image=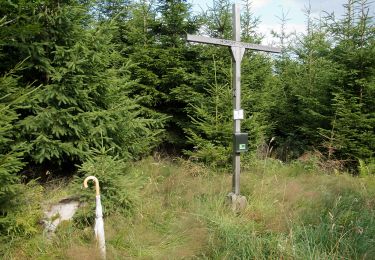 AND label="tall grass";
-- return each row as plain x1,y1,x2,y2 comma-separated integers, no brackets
2,157,375,259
